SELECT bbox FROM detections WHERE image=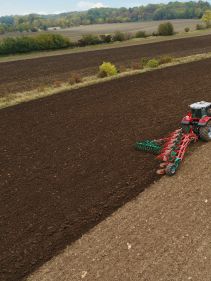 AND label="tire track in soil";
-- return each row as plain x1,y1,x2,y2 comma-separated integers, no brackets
1,34,211,95
0,59,211,281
